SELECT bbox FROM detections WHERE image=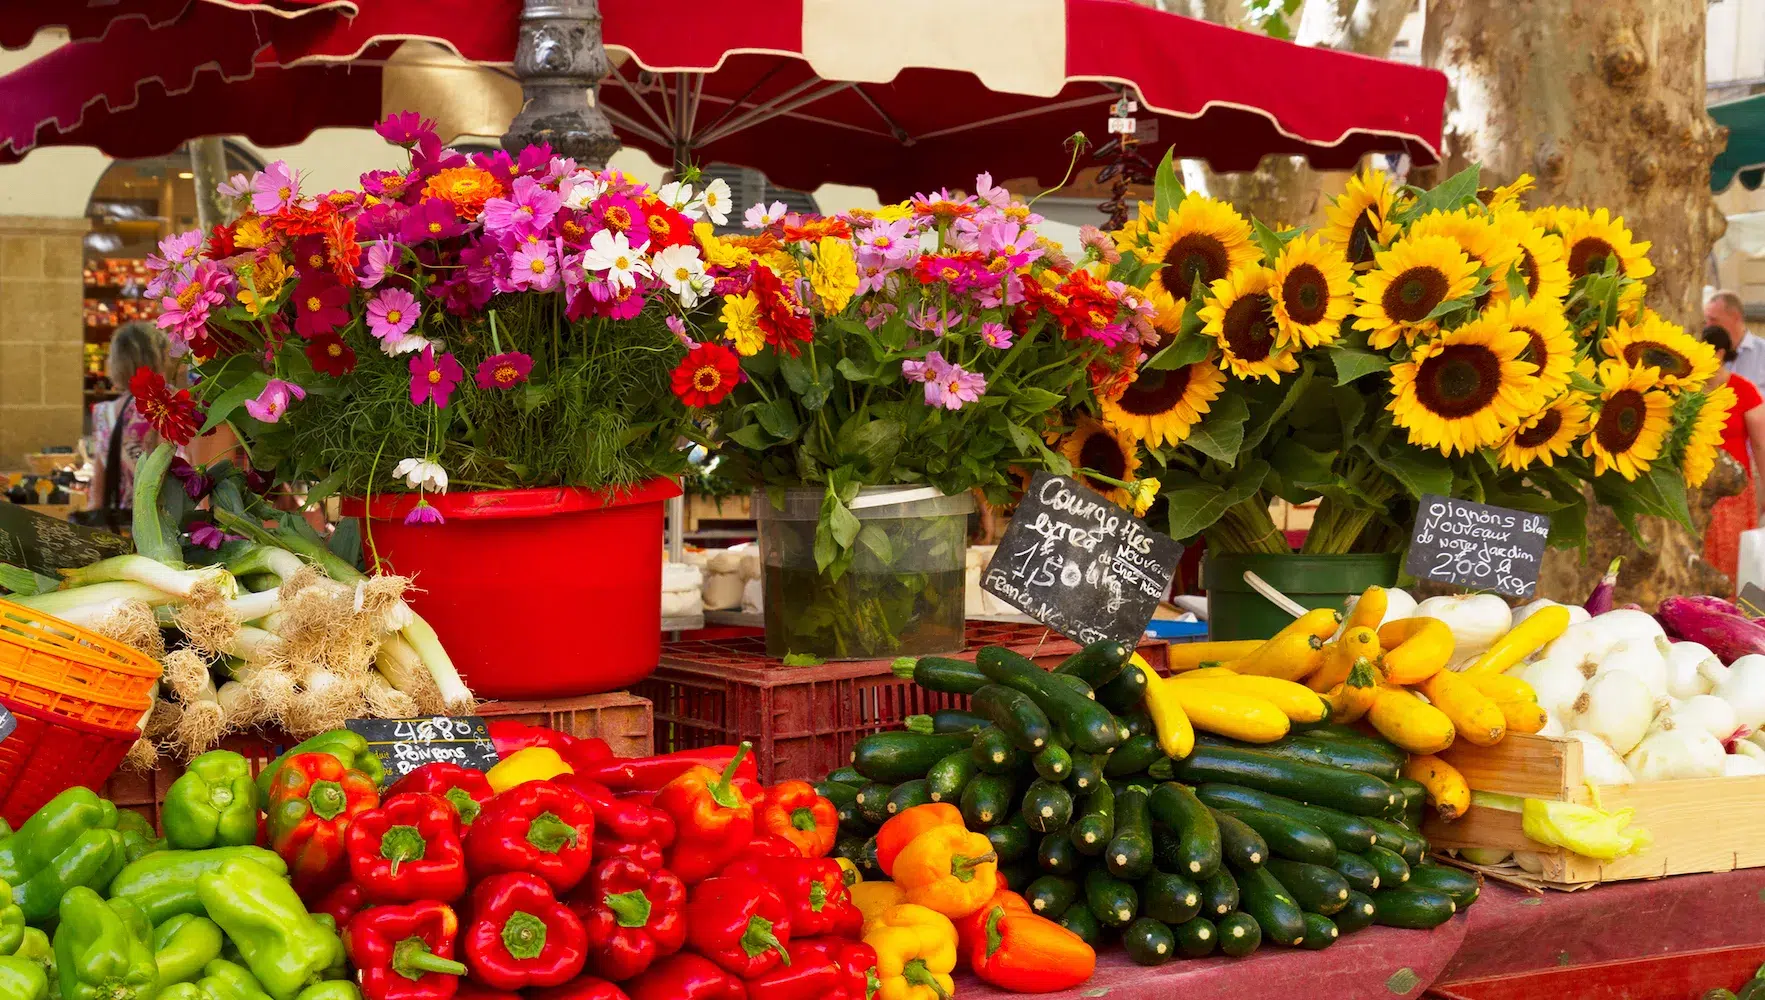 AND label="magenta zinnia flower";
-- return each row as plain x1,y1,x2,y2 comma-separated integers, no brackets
243,378,306,424
402,198,470,243
409,346,464,408
251,161,301,214
365,287,420,343
591,194,647,241
921,352,985,410
157,263,233,349
475,351,534,390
